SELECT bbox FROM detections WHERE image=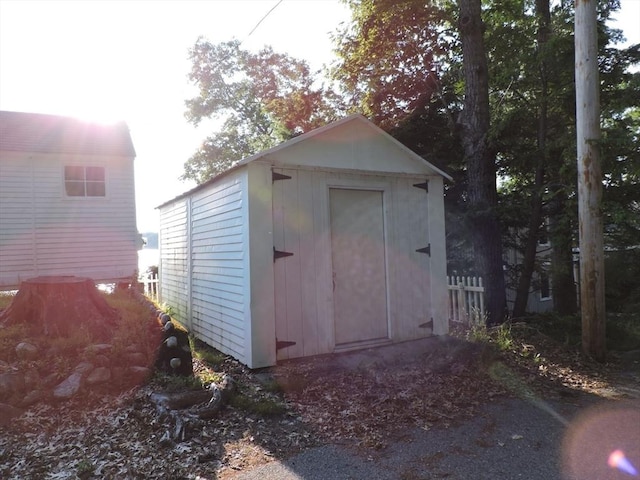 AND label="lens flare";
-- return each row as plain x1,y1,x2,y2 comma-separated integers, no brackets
608,449,638,476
